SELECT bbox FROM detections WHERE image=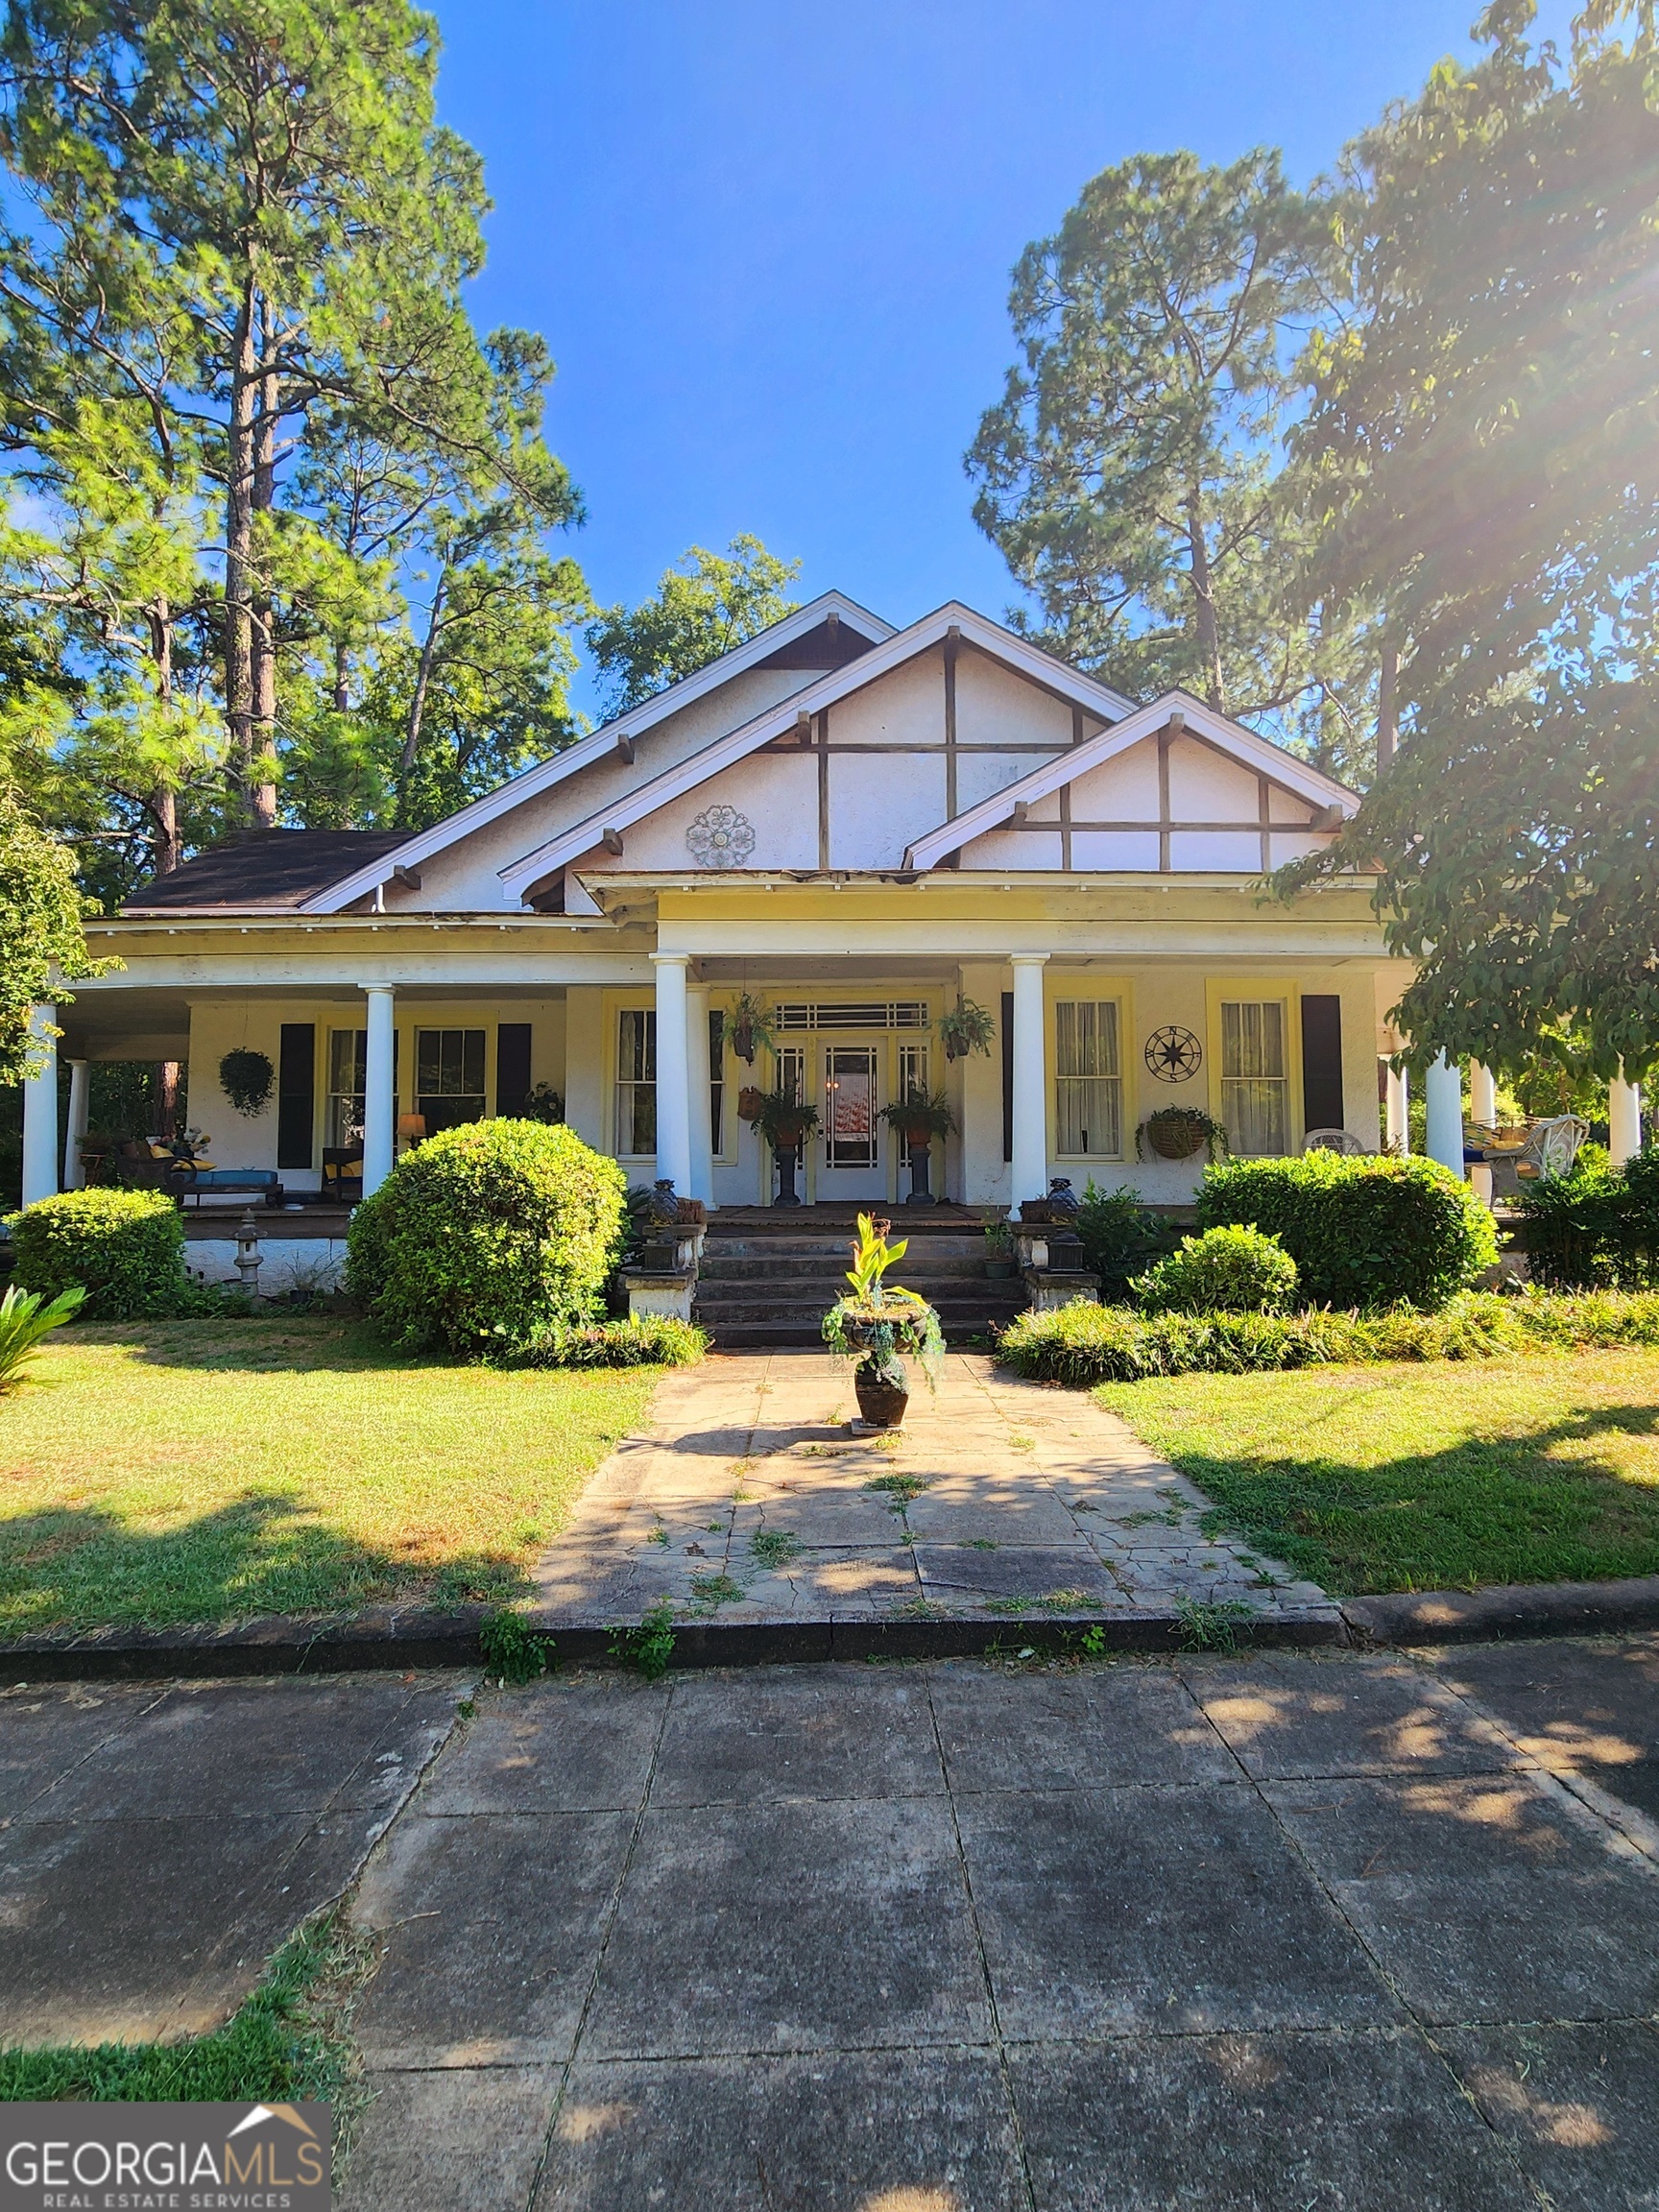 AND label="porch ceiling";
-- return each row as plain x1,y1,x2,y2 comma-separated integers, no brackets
55,979,575,1059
